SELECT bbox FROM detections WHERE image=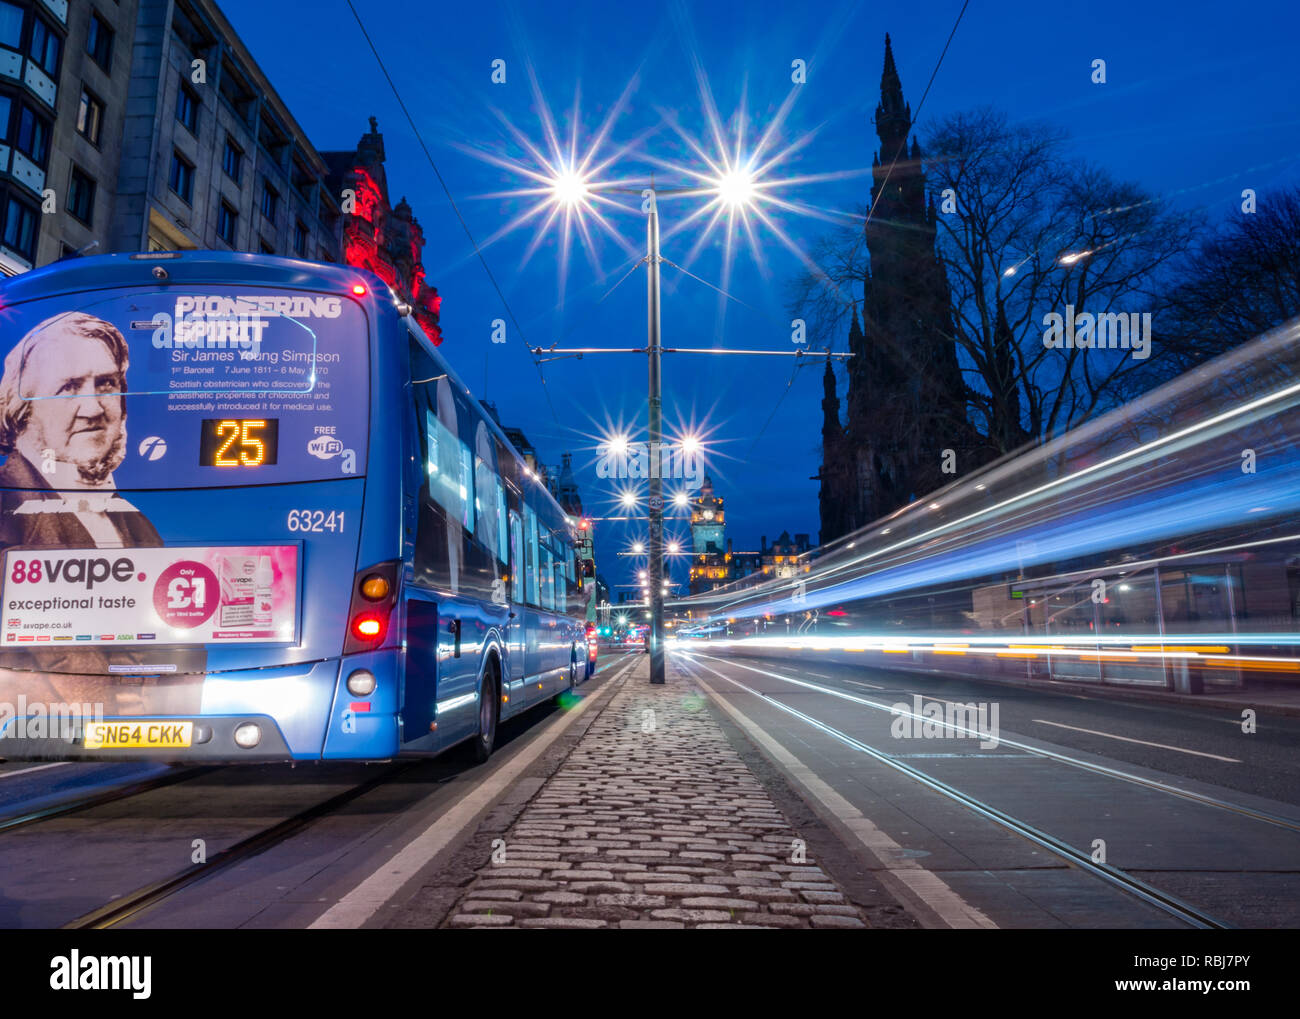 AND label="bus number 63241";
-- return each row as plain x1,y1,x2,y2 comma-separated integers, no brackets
287,510,344,533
